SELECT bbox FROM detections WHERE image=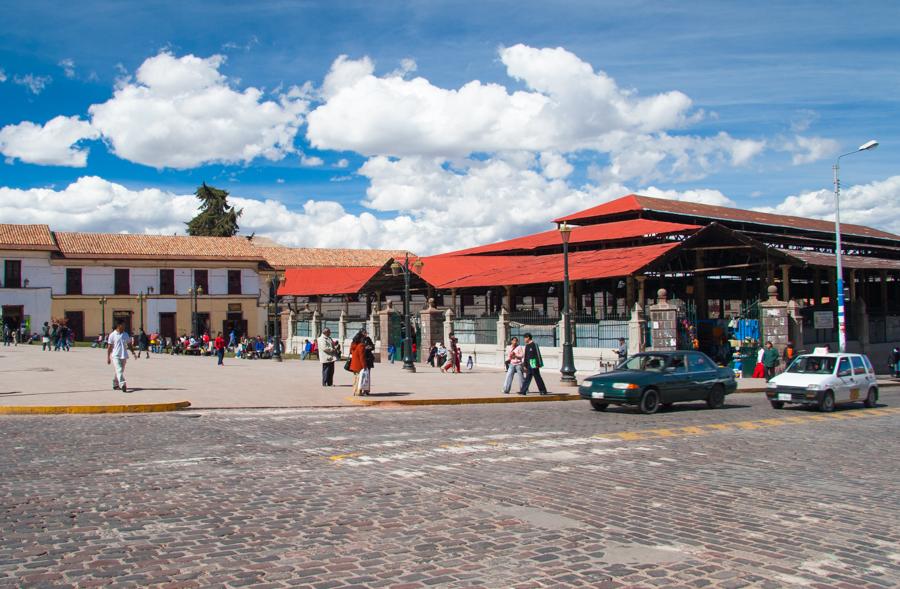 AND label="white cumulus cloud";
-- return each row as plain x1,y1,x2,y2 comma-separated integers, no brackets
0,116,100,167
780,135,840,165
59,58,76,79
88,51,308,169
13,73,52,94
0,68,6,83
